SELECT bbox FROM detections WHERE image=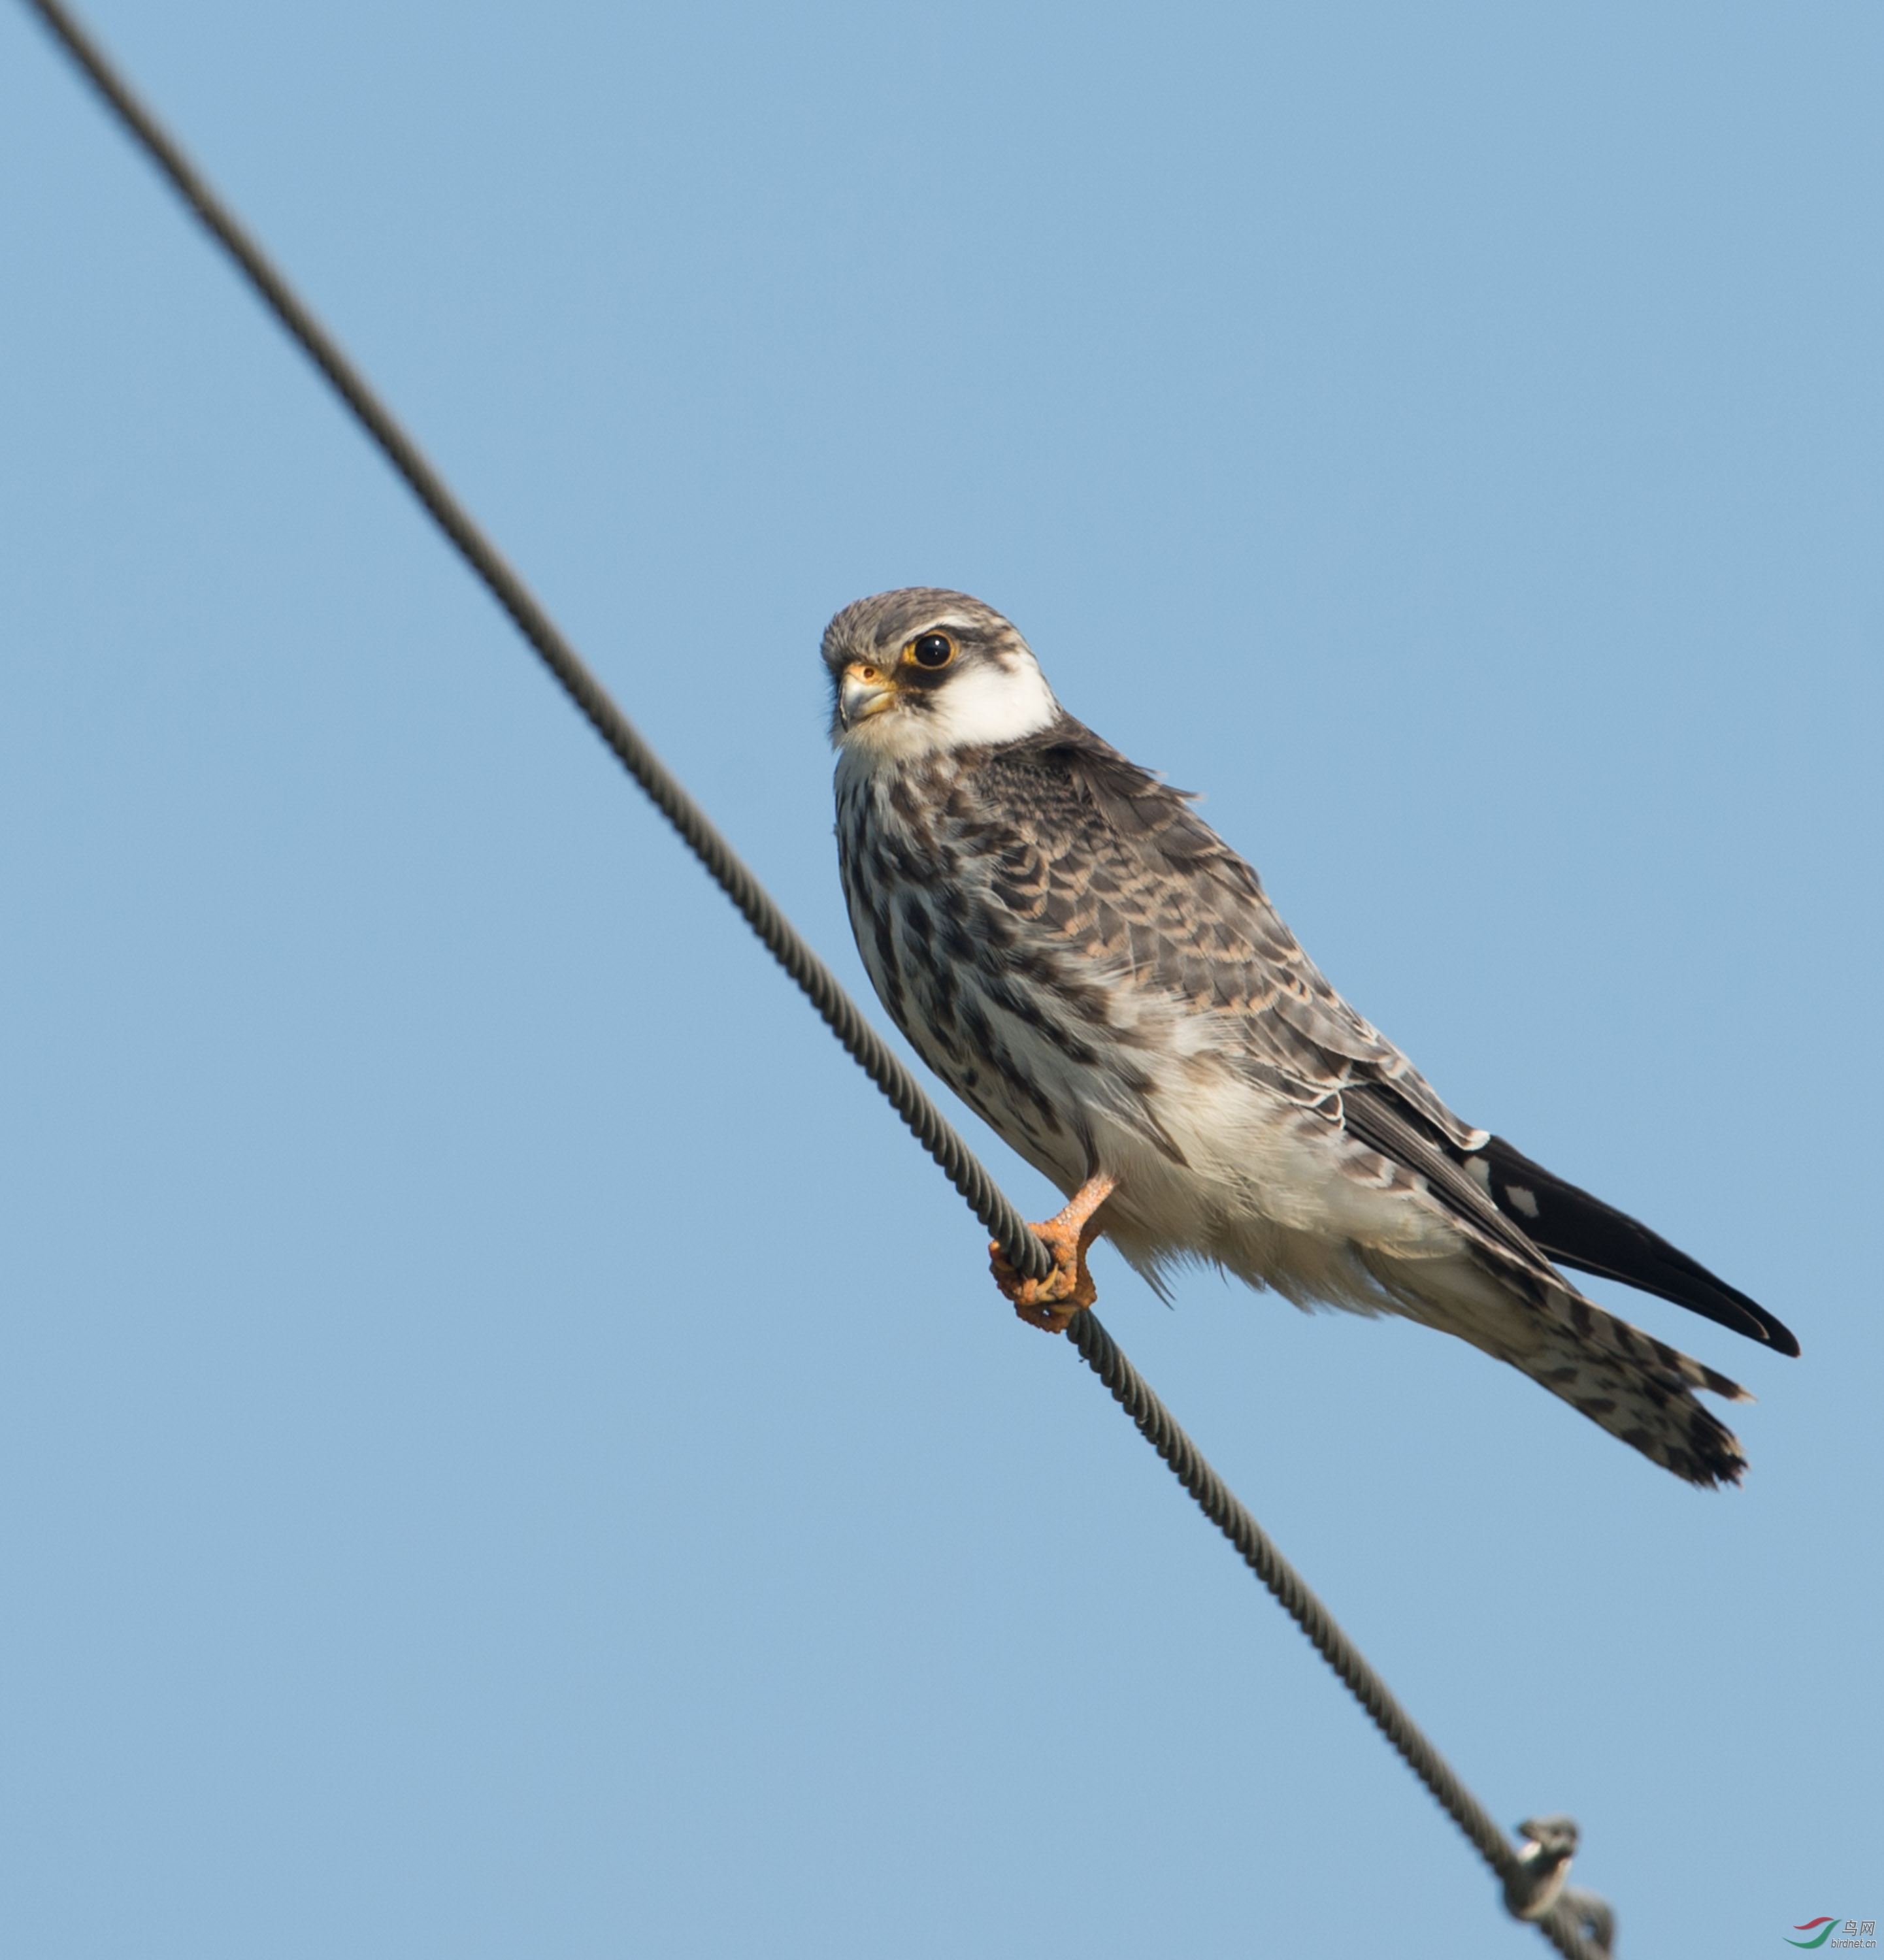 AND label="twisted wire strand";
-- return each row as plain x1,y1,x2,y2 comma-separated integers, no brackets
20,3,1611,1950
